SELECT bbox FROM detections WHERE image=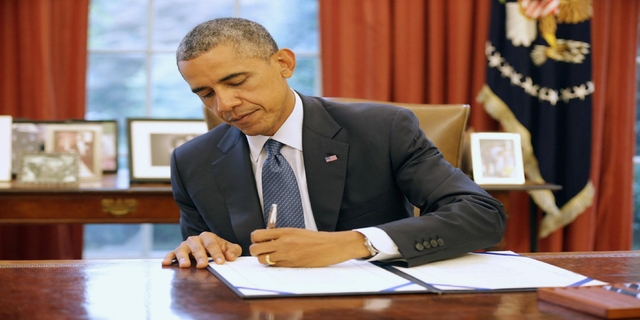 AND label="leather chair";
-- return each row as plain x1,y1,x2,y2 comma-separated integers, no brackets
203,99,470,168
